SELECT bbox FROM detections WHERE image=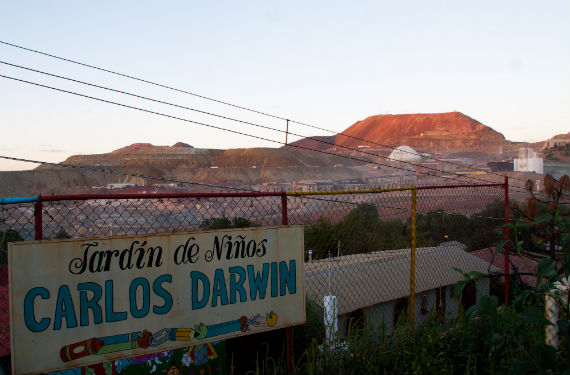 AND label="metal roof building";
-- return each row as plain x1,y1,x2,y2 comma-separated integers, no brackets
305,242,498,315
387,145,421,164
